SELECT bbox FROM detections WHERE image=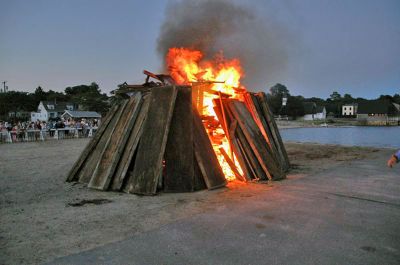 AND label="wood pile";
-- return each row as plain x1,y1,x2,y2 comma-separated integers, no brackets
66,84,290,195
66,86,226,195
213,92,290,181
